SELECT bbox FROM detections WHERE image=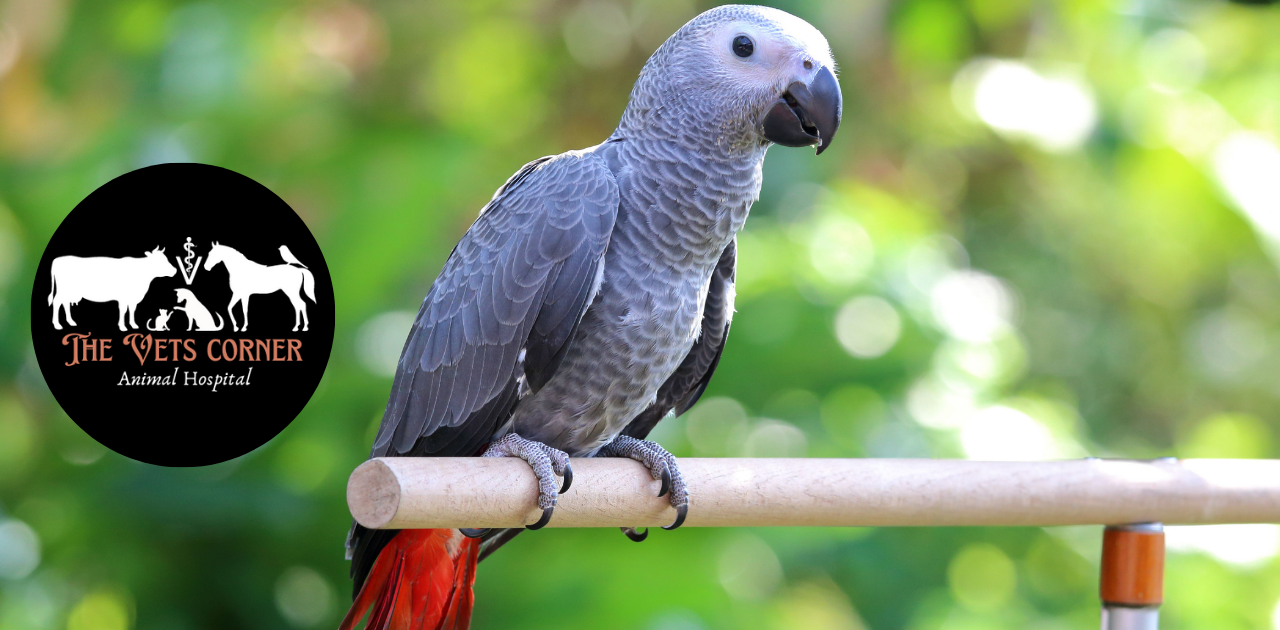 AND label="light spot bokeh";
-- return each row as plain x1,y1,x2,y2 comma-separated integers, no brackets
1,1,1278,629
